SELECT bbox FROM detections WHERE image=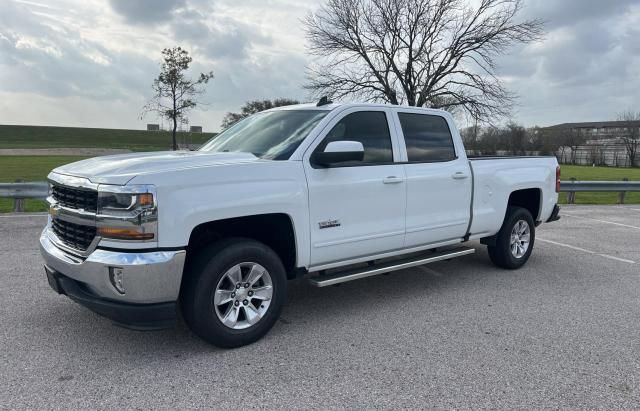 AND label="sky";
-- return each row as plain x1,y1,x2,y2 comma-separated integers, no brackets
0,0,639,132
